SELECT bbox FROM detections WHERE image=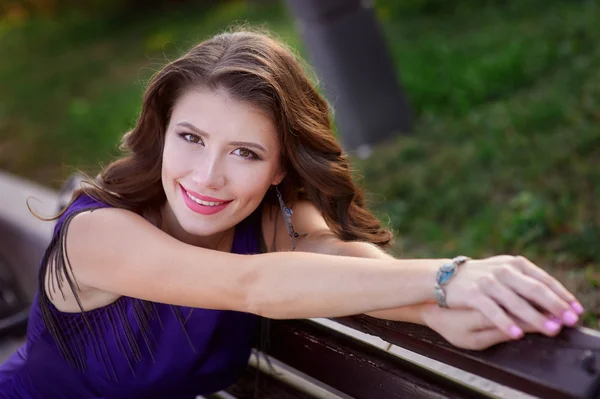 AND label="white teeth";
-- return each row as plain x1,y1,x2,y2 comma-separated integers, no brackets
186,192,225,206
